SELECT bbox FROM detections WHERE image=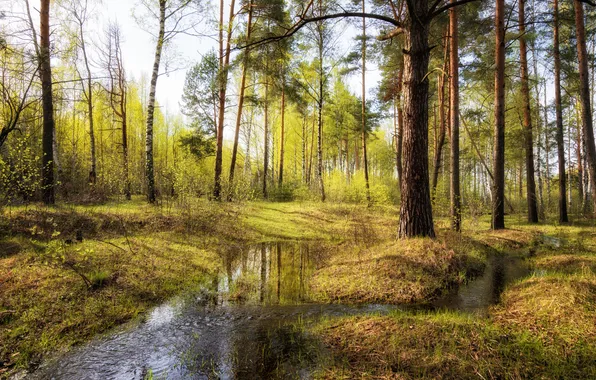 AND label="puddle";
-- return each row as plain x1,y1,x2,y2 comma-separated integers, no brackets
25,242,531,379
432,254,531,314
